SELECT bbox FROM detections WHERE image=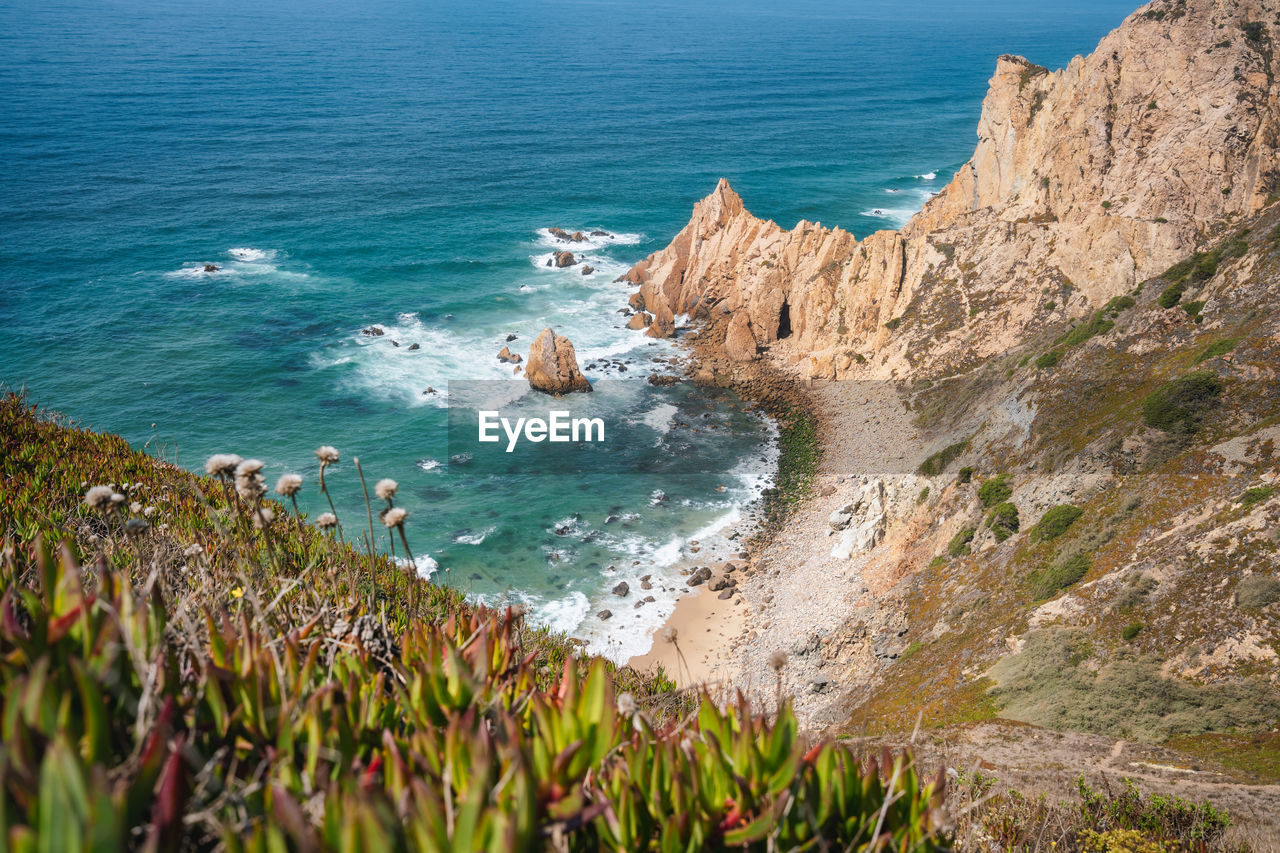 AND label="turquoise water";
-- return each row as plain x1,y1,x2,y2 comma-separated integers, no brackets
0,0,1136,657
